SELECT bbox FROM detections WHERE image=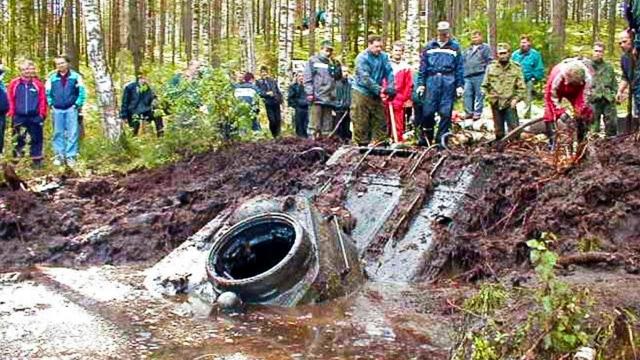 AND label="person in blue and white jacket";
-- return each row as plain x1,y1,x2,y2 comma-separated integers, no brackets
46,54,86,167
416,21,464,147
